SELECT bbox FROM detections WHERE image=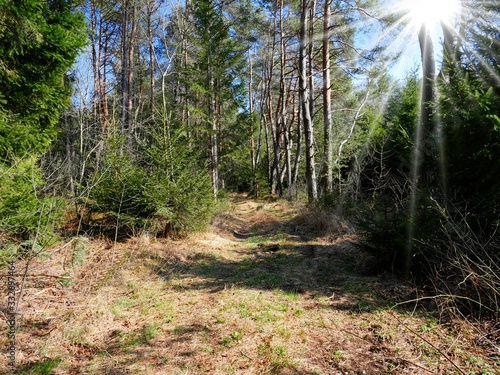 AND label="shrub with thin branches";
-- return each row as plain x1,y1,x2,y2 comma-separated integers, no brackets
421,201,500,319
